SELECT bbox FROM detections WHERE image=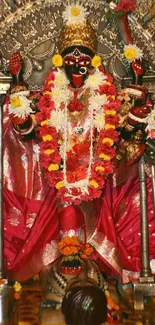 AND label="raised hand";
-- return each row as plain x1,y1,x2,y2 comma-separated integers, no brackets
131,59,144,86
131,59,144,77
10,52,22,76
